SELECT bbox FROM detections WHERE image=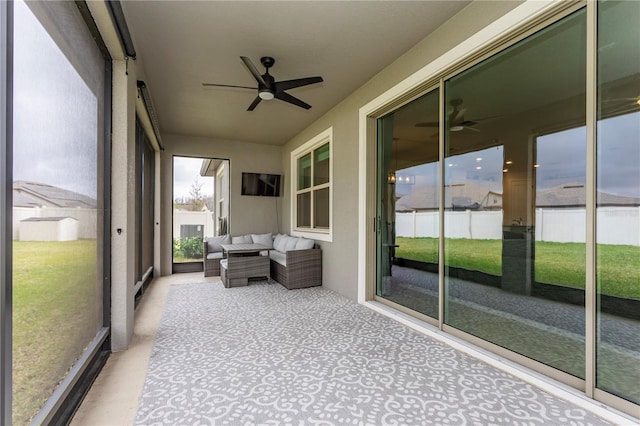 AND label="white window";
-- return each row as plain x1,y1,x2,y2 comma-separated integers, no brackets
291,127,332,241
